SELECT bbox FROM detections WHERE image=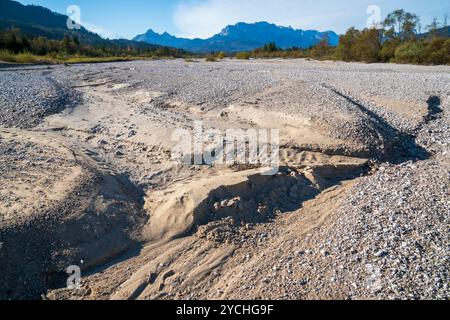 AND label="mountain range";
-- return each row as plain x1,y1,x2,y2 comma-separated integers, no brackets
418,25,450,39
4,0,447,55
134,22,339,53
